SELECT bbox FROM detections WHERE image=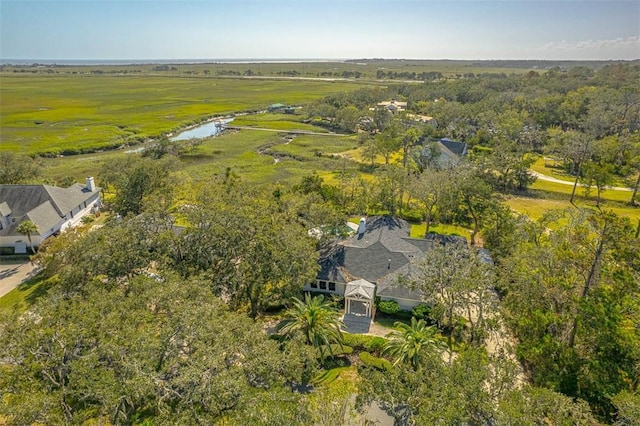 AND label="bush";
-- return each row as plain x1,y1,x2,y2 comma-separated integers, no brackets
318,344,353,359
365,336,388,355
400,209,423,223
81,215,95,224
359,352,392,371
378,299,400,315
411,303,432,321
343,334,388,356
0,246,15,255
